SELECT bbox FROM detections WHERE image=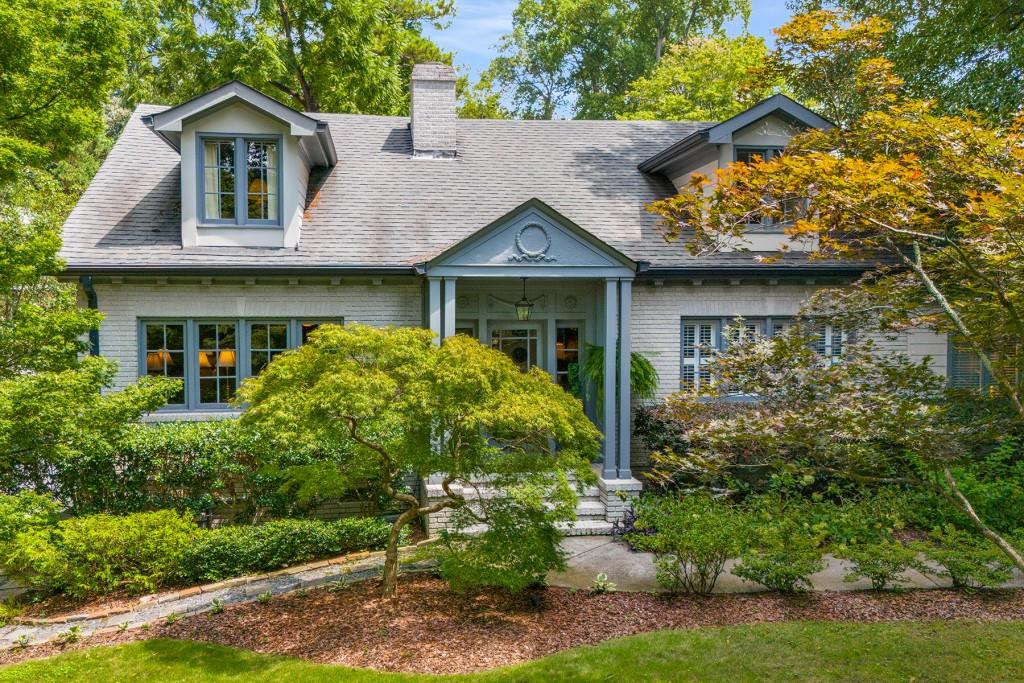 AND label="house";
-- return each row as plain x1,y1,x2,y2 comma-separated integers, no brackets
59,63,965,531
